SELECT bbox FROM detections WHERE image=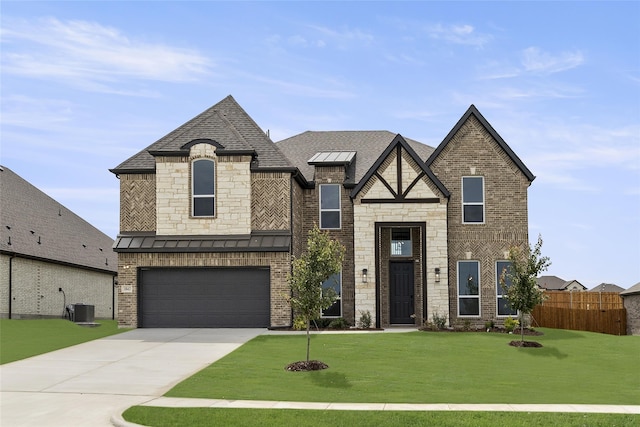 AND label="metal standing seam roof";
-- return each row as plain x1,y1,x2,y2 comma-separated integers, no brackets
114,233,291,253
110,95,293,174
